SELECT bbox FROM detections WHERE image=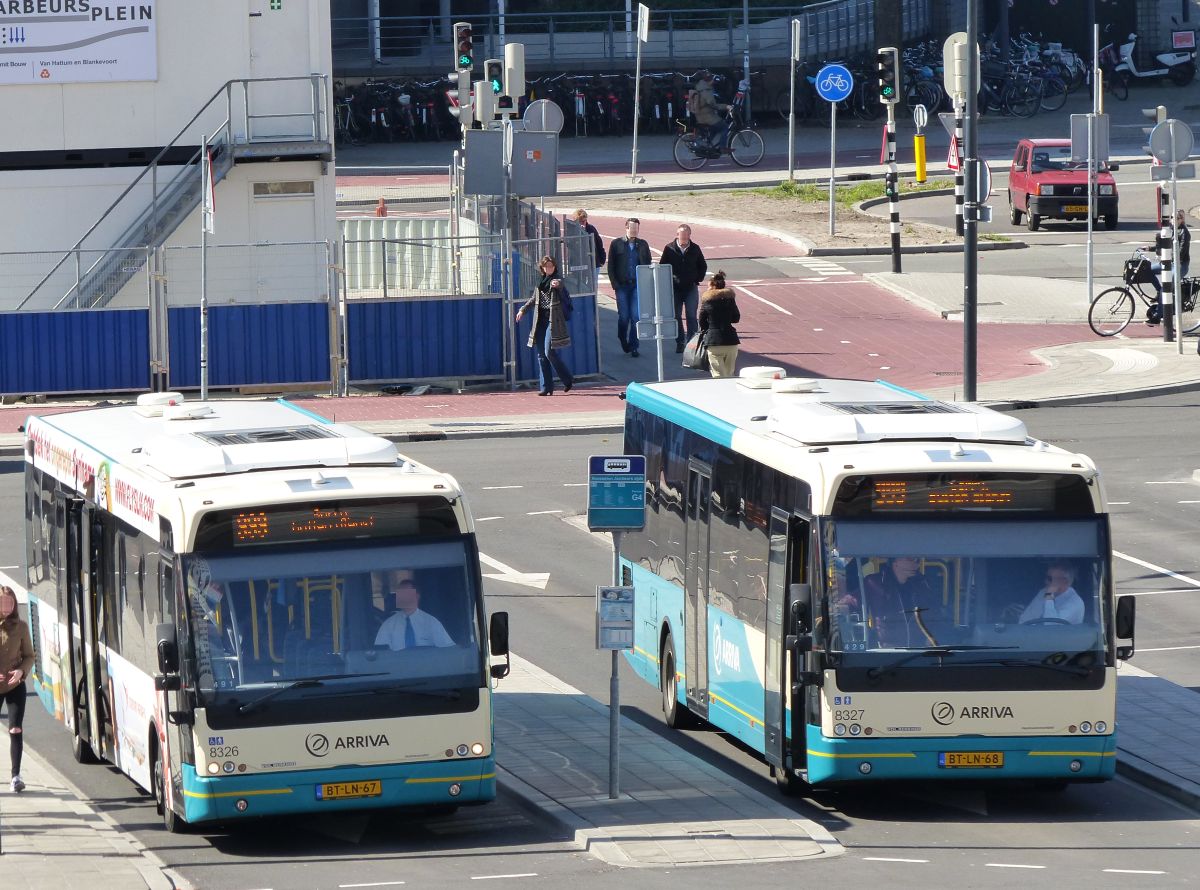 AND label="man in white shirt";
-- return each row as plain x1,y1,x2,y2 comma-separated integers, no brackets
374,569,454,649
1019,562,1085,625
